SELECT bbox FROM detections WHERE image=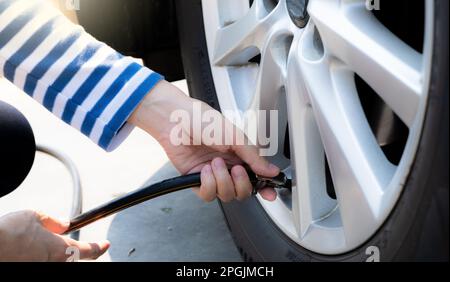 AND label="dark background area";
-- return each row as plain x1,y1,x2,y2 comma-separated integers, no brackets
77,0,184,82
